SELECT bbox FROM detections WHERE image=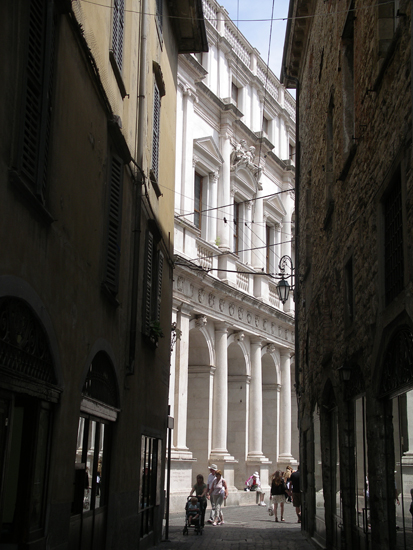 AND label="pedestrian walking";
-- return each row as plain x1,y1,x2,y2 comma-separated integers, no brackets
206,464,217,523
271,470,286,522
209,470,228,526
289,465,301,523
